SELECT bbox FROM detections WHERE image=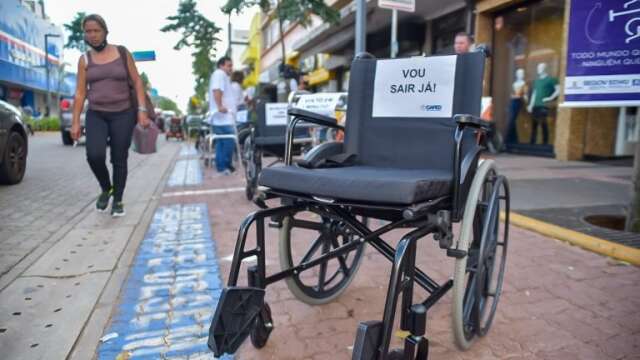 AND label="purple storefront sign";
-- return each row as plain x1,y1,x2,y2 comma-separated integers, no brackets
564,0,640,107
